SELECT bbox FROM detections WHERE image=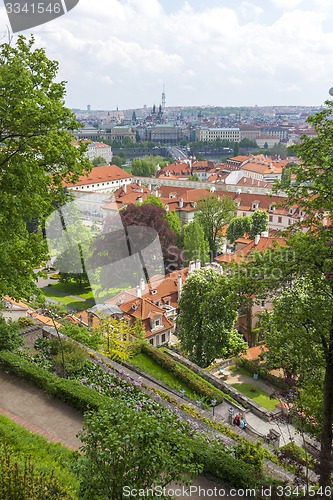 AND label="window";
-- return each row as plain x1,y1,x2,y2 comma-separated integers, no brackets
149,339,154,345
161,333,166,343
269,215,273,222
155,319,161,327
278,216,282,223
288,219,292,225
261,300,265,308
